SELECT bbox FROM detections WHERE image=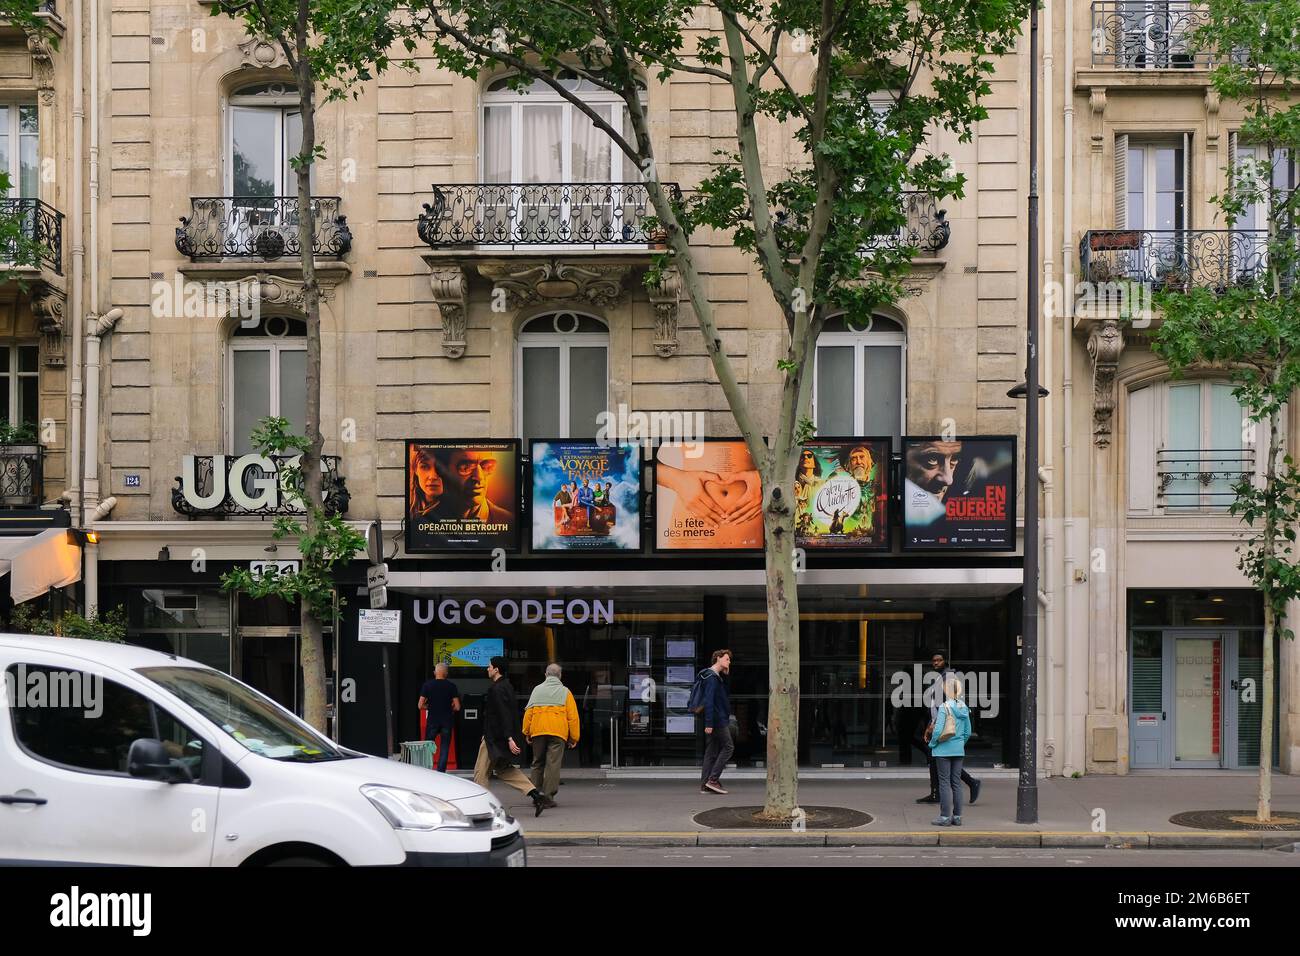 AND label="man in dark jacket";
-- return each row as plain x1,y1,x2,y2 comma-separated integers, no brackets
916,651,982,806
473,656,551,816
699,649,734,794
